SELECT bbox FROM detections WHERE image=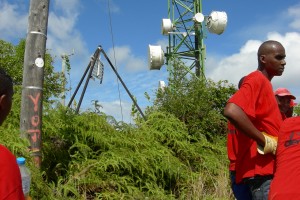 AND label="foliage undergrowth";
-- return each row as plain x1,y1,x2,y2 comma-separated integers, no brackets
0,40,237,199
1,108,232,199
